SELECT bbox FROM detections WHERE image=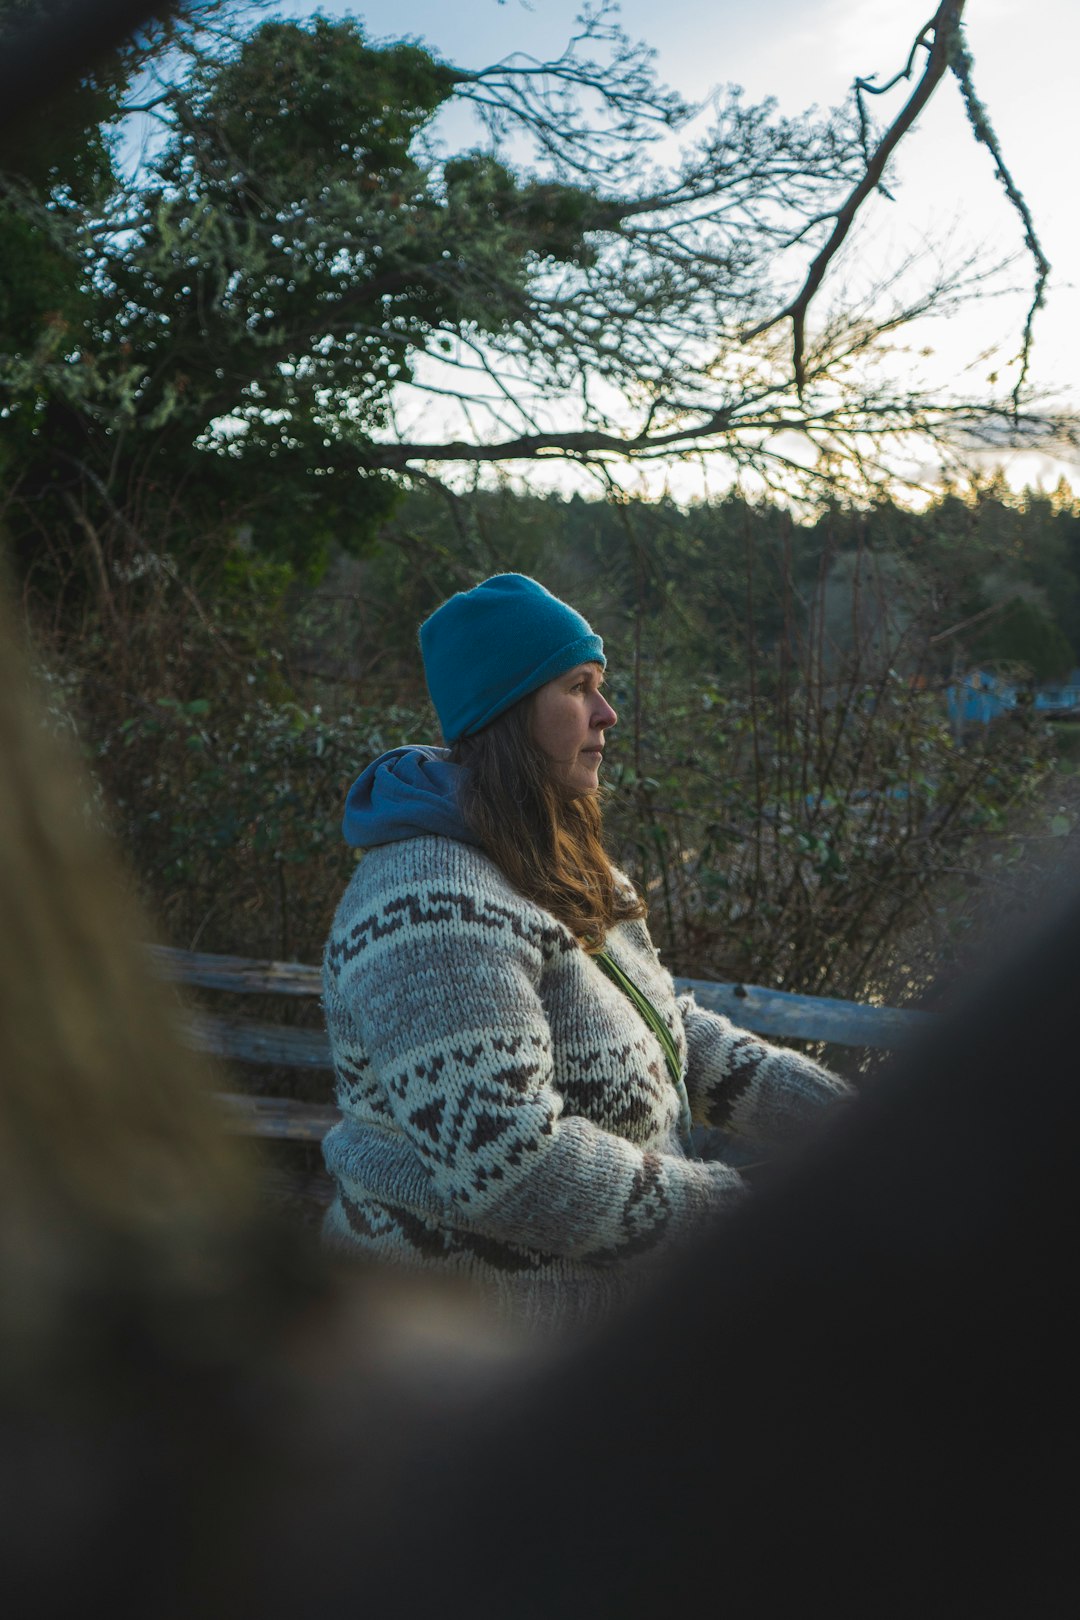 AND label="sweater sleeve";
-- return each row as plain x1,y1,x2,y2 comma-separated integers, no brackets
678,993,853,1147
326,860,744,1266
